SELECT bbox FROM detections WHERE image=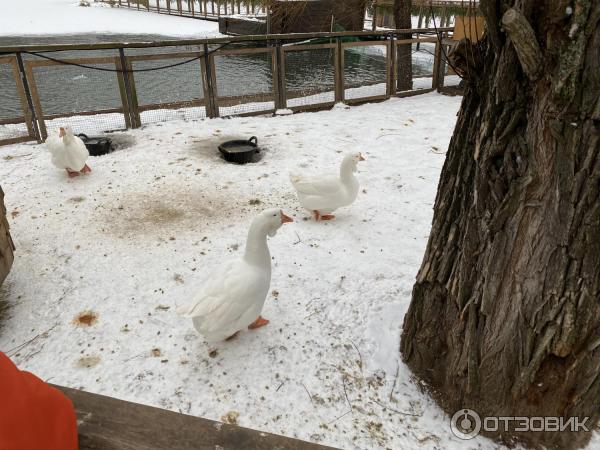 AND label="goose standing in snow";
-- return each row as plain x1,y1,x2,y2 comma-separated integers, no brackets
290,152,365,221
177,208,293,347
45,127,91,178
